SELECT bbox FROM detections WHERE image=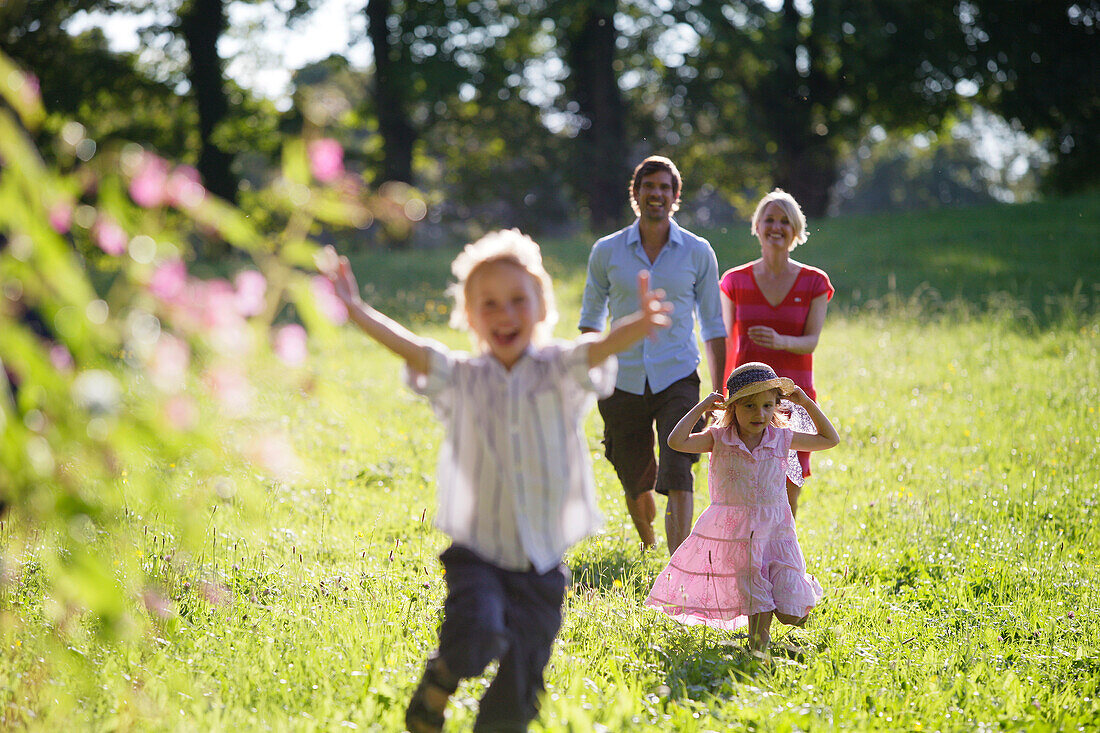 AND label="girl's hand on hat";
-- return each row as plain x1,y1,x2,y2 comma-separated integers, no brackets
700,391,725,419
787,386,809,406
702,391,724,410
